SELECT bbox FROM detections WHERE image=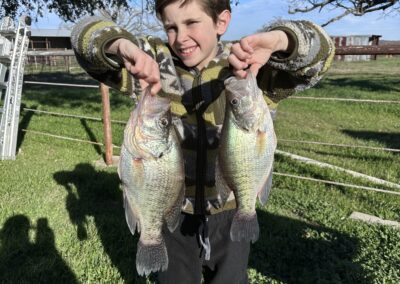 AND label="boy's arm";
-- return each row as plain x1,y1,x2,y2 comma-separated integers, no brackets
229,20,335,111
105,38,161,95
71,16,161,95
